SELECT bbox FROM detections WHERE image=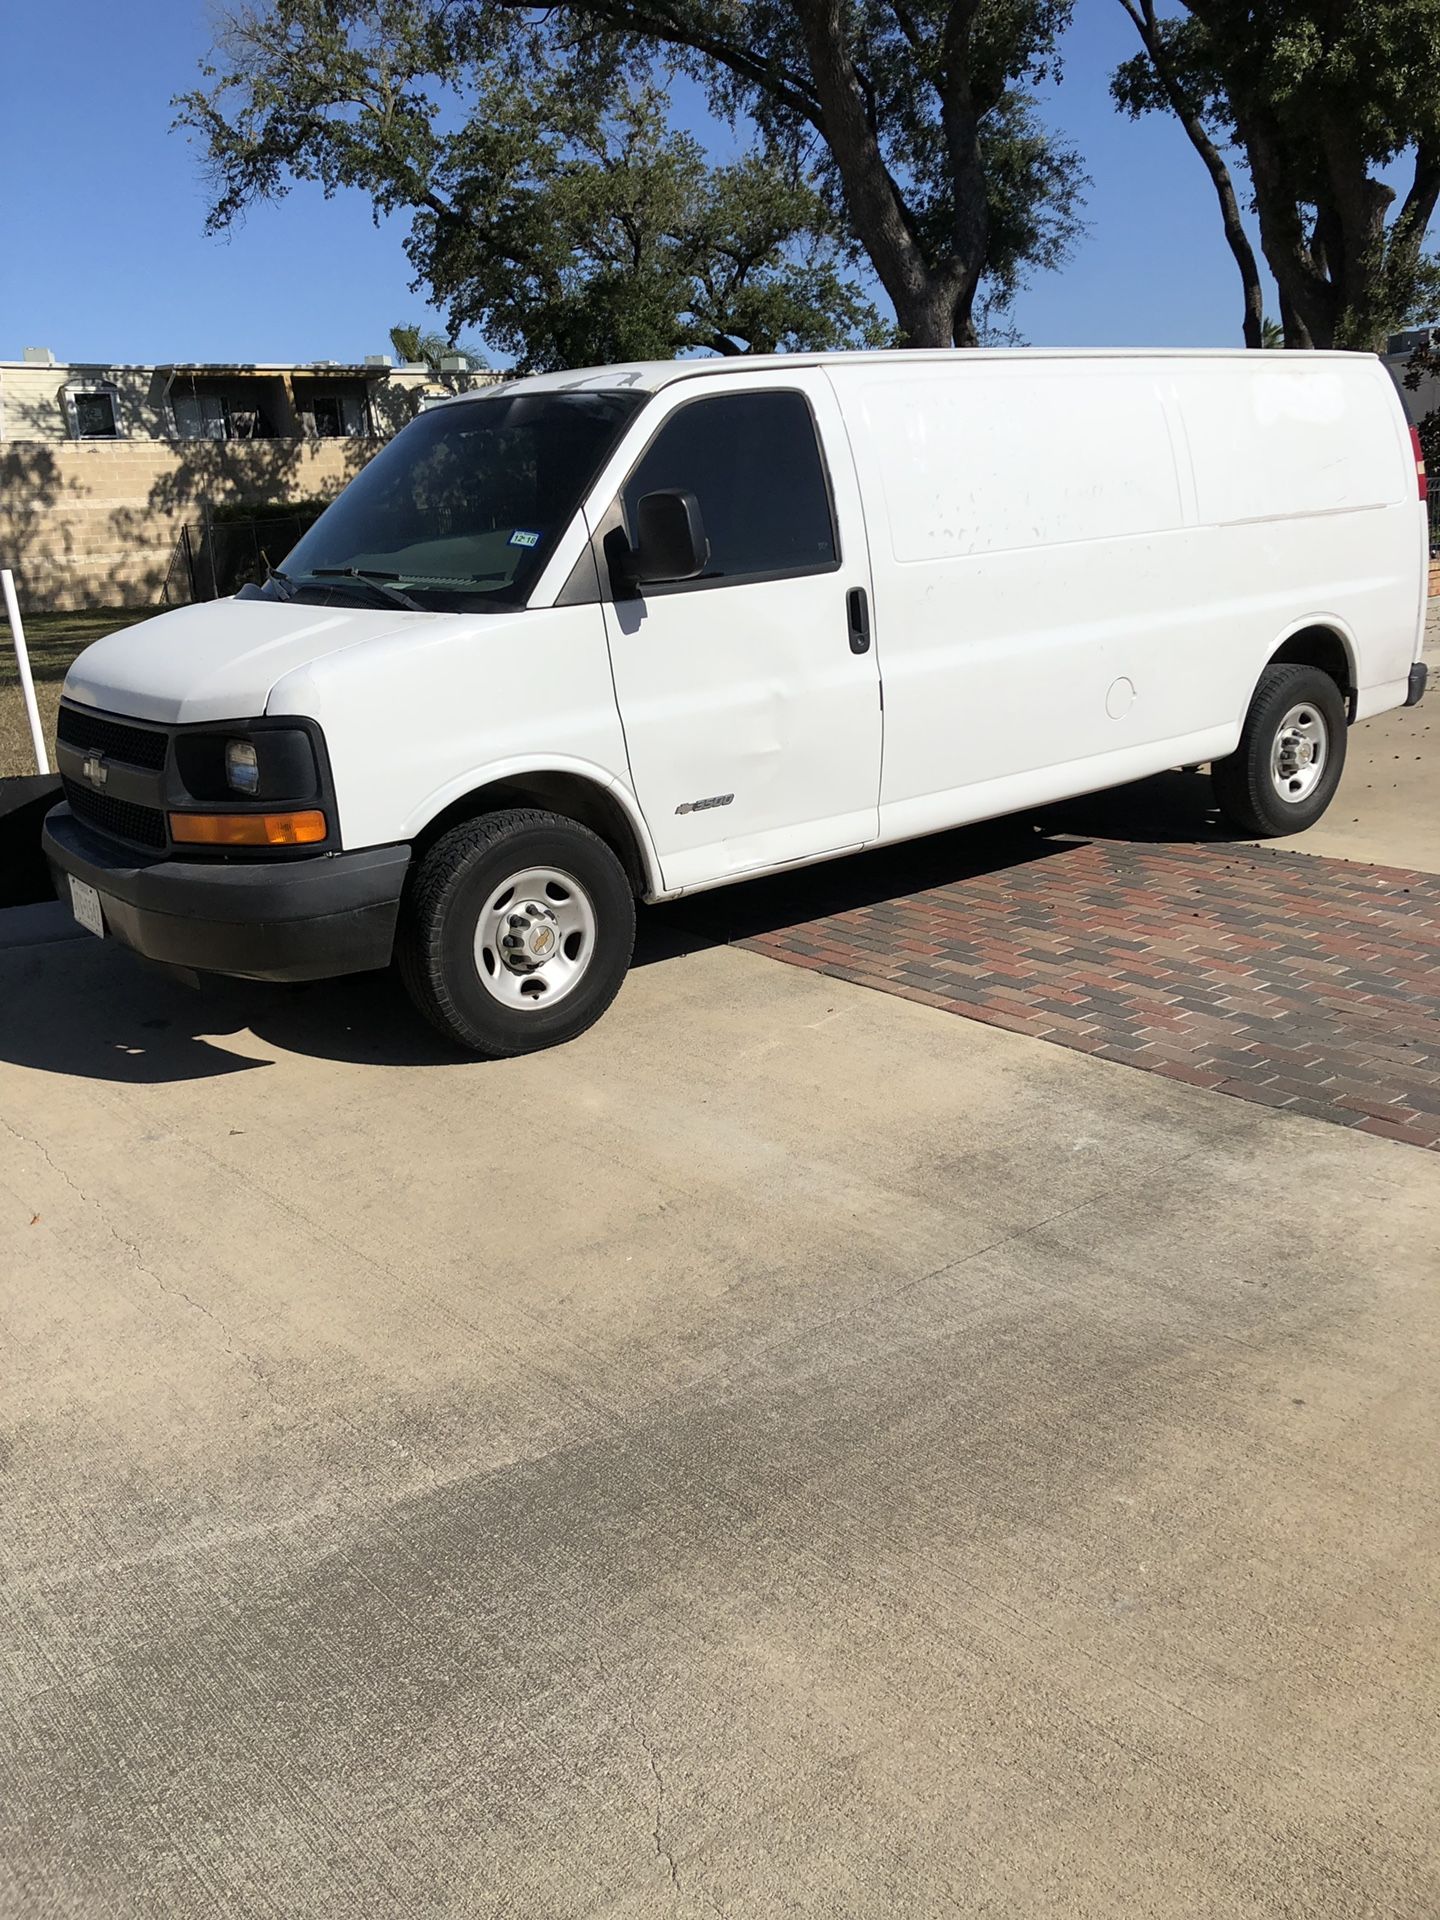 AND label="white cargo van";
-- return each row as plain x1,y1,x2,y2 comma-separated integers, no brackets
46,350,1429,1056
